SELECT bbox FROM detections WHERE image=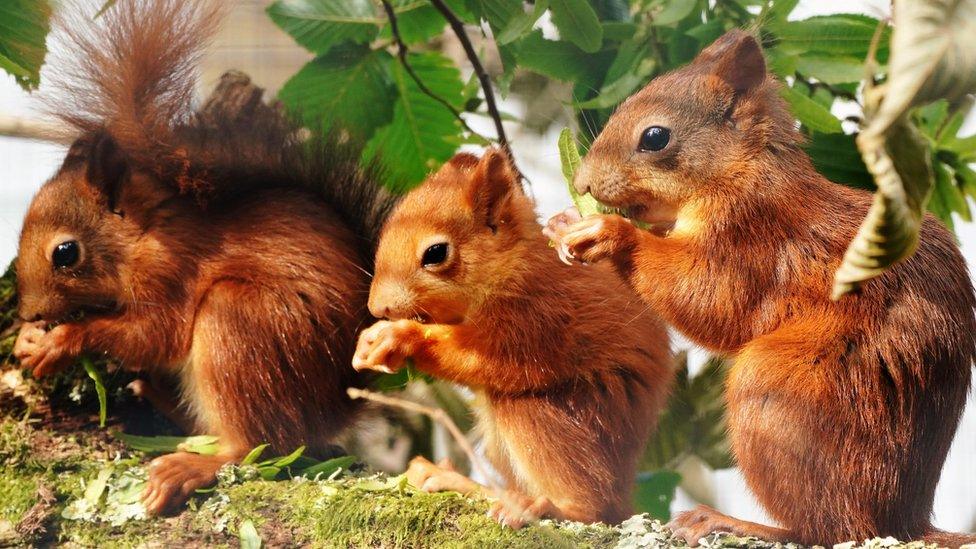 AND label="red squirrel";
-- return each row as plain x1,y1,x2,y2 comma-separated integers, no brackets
351,149,673,526
546,30,976,547
11,0,393,514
